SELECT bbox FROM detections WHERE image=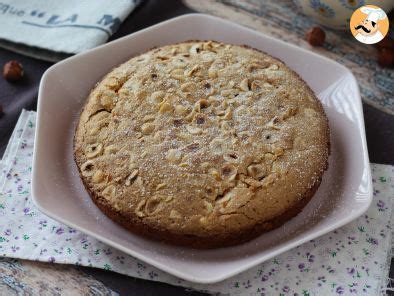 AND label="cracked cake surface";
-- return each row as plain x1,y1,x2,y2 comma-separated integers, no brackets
74,41,329,248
